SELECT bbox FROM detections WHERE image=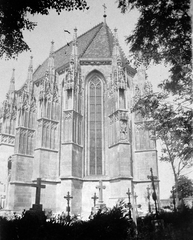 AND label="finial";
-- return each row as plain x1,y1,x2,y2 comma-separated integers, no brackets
27,56,33,86
73,27,78,45
103,4,107,23
50,40,54,56
113,28,119,46
9,68,15,93
28,56,33,71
